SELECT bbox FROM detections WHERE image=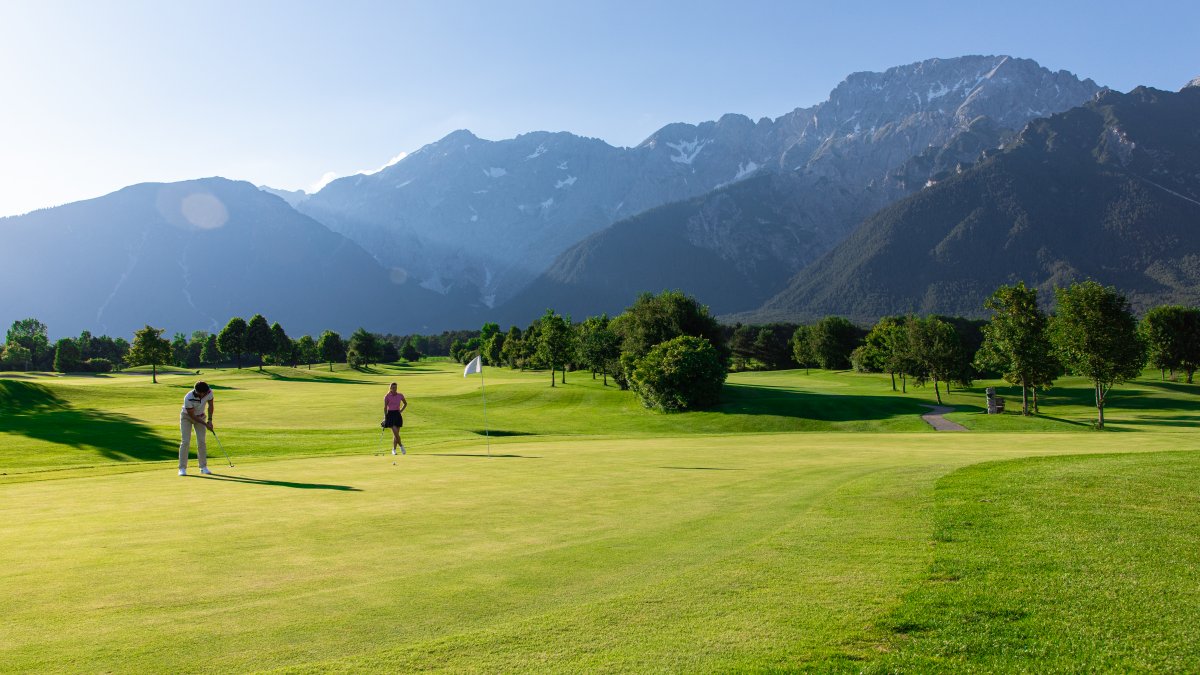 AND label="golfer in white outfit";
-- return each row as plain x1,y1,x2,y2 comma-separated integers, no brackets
179,381,215,476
